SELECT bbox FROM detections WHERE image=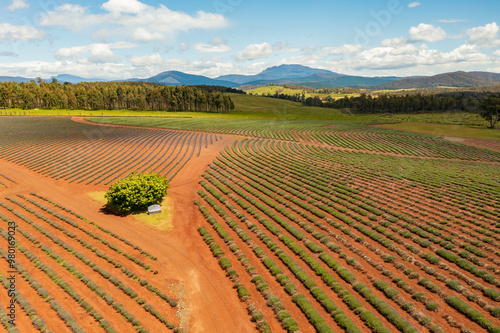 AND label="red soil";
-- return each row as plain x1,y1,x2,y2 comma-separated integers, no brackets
0,123,257,332
459,137,500,153
213,141,499,332
1,117,498,333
